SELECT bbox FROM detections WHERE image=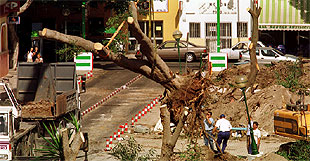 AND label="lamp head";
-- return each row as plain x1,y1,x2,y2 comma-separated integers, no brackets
235,75,248,89
173,30,182,40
